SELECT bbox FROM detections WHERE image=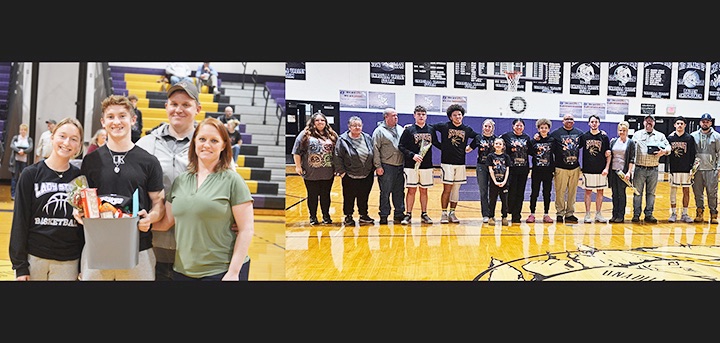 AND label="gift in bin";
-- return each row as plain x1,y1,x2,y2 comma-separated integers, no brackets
67,176,141,270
